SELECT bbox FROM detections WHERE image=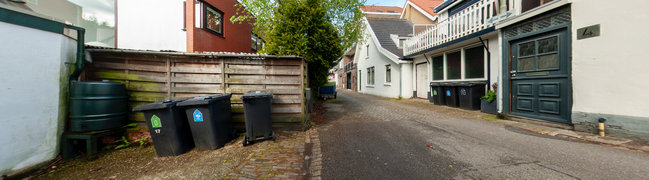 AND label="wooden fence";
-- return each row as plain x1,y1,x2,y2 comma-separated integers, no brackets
83,49,308,131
